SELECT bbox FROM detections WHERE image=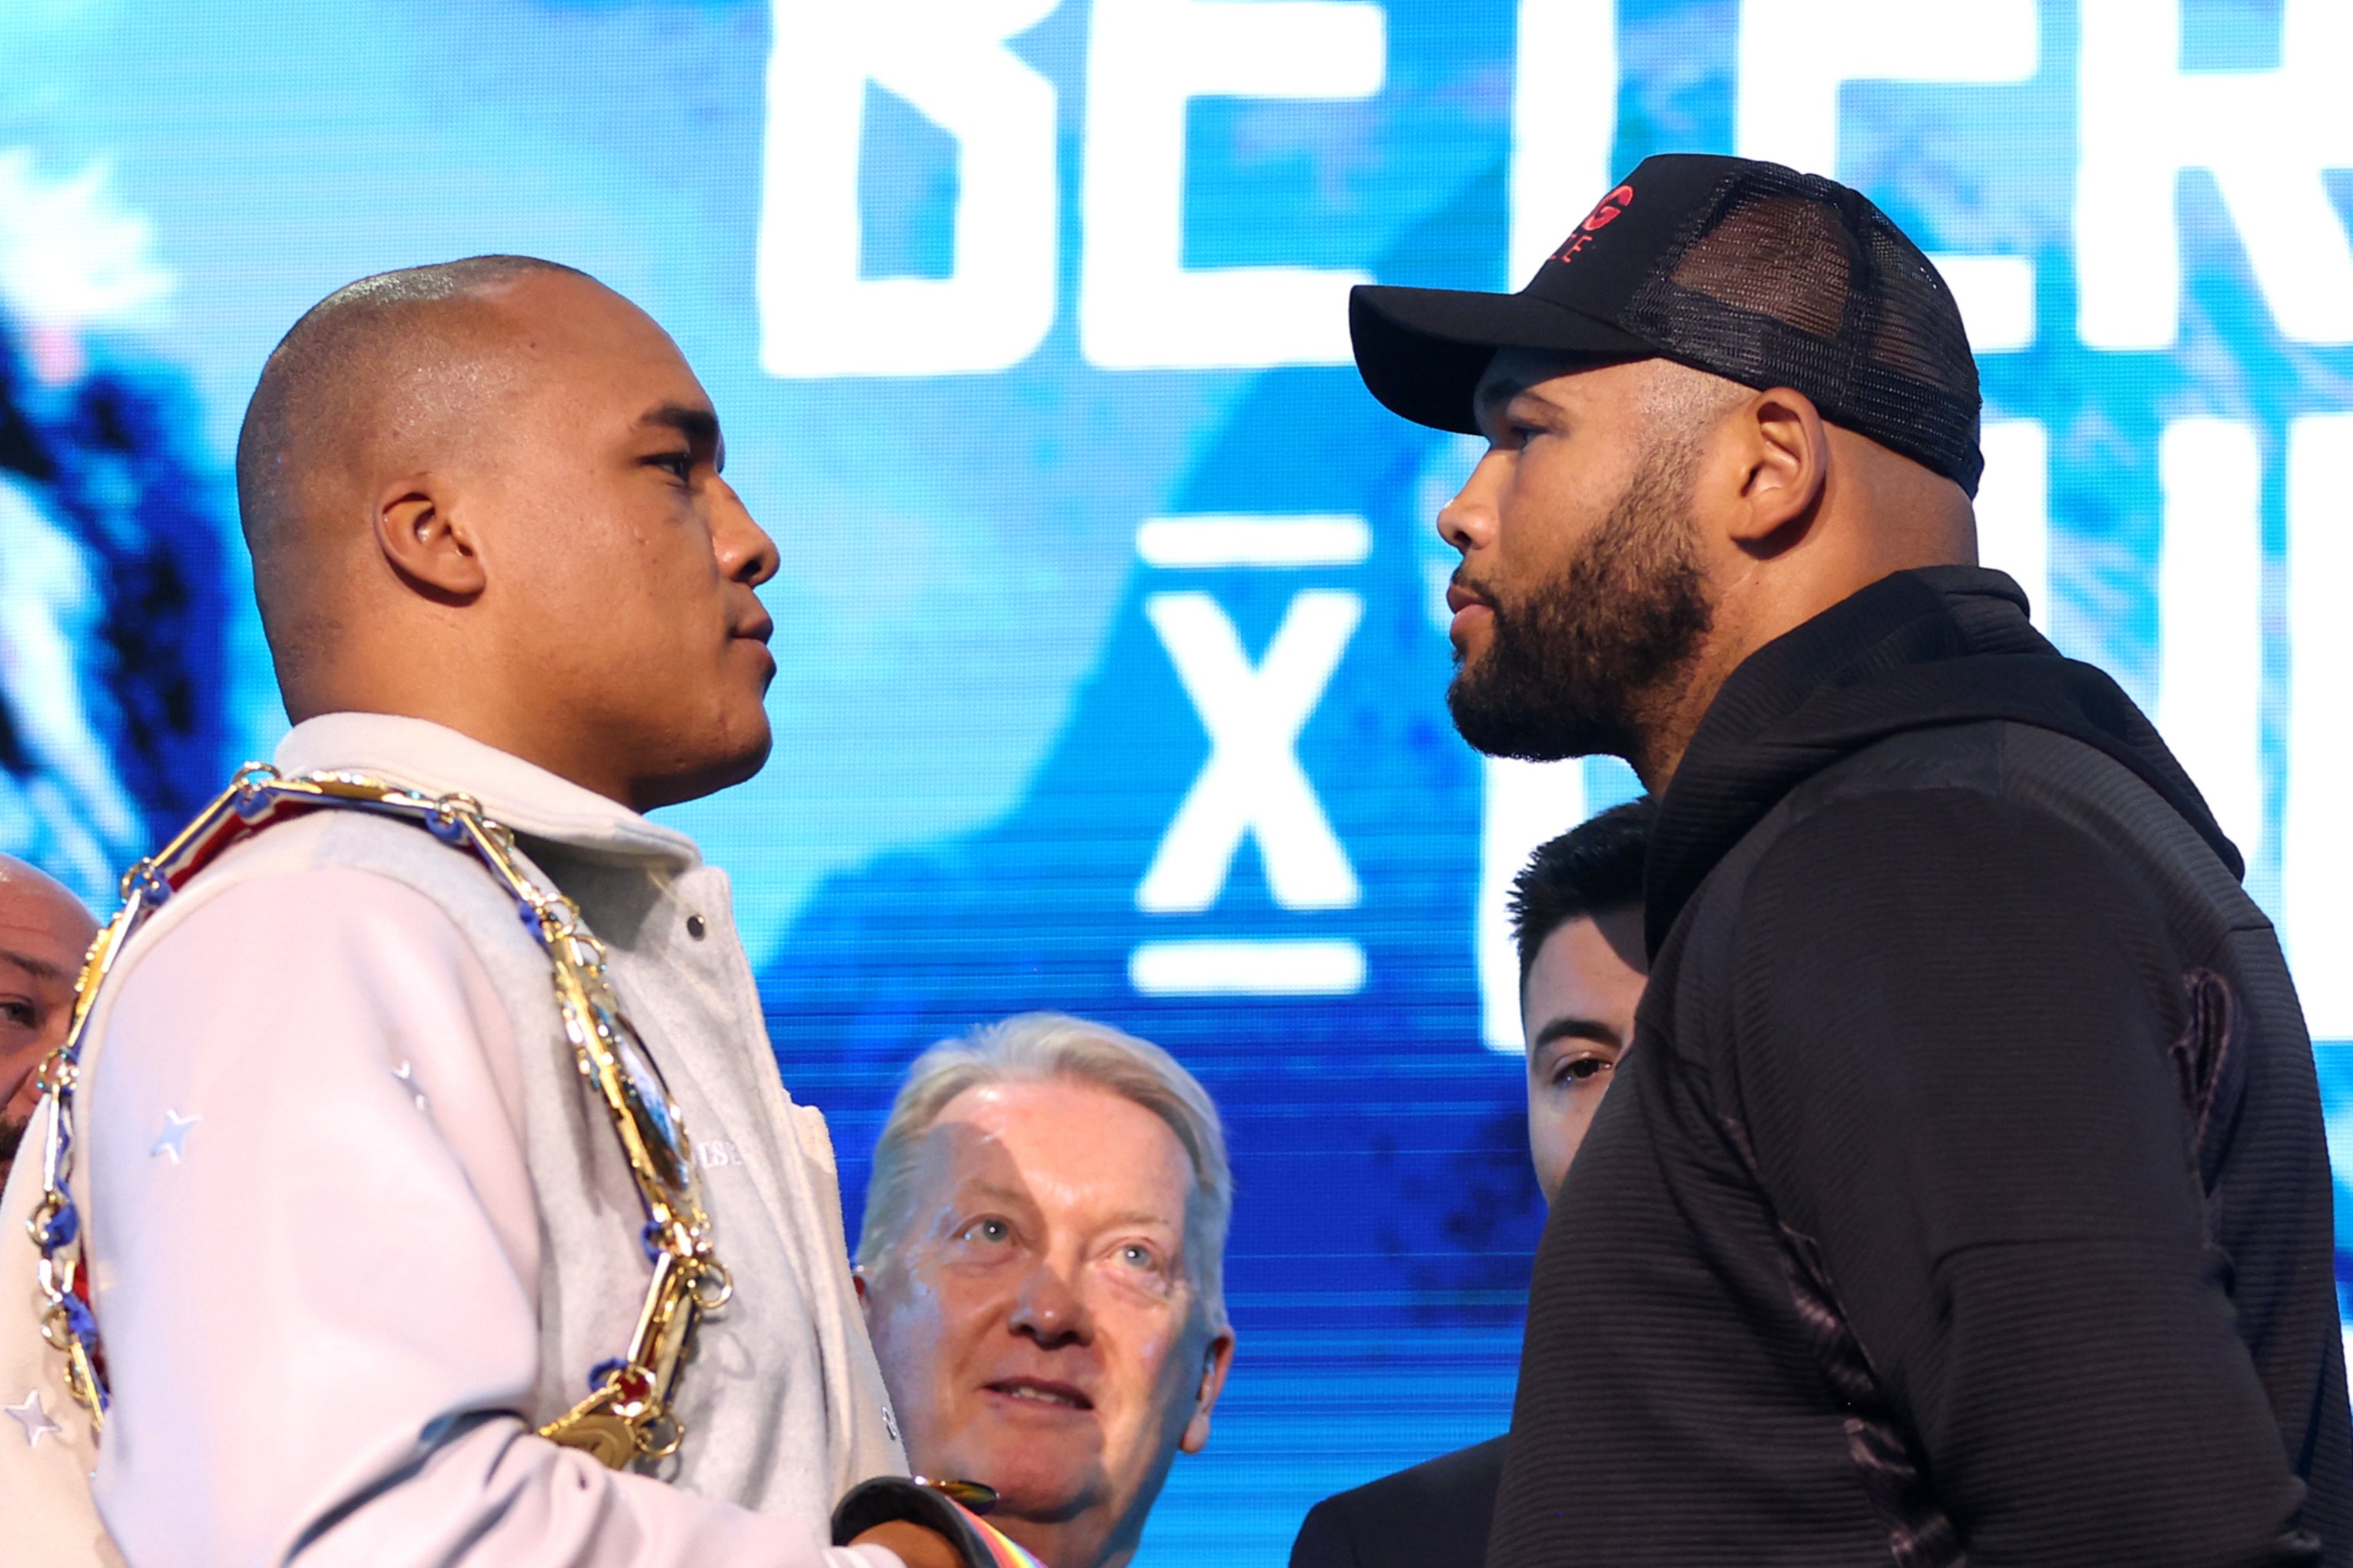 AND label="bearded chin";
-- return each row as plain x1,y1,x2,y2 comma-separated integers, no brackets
1445,452,1714,765
1448,635,1637,761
